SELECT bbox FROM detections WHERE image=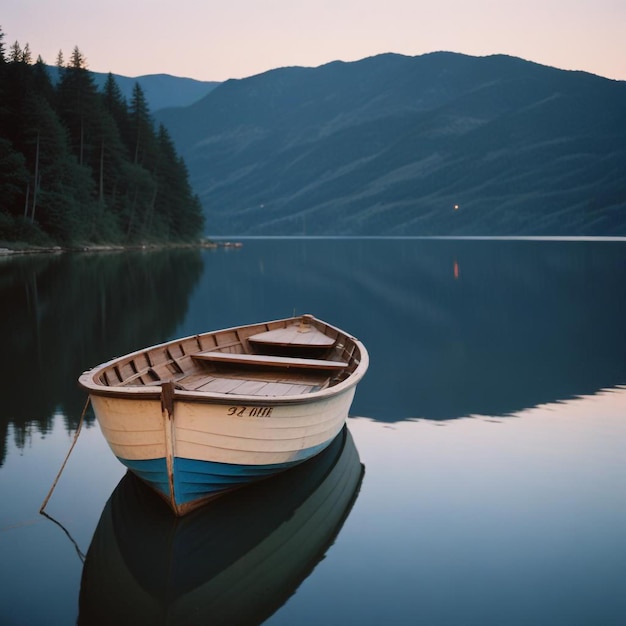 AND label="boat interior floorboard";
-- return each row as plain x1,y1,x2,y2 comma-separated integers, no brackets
136,368,332,397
